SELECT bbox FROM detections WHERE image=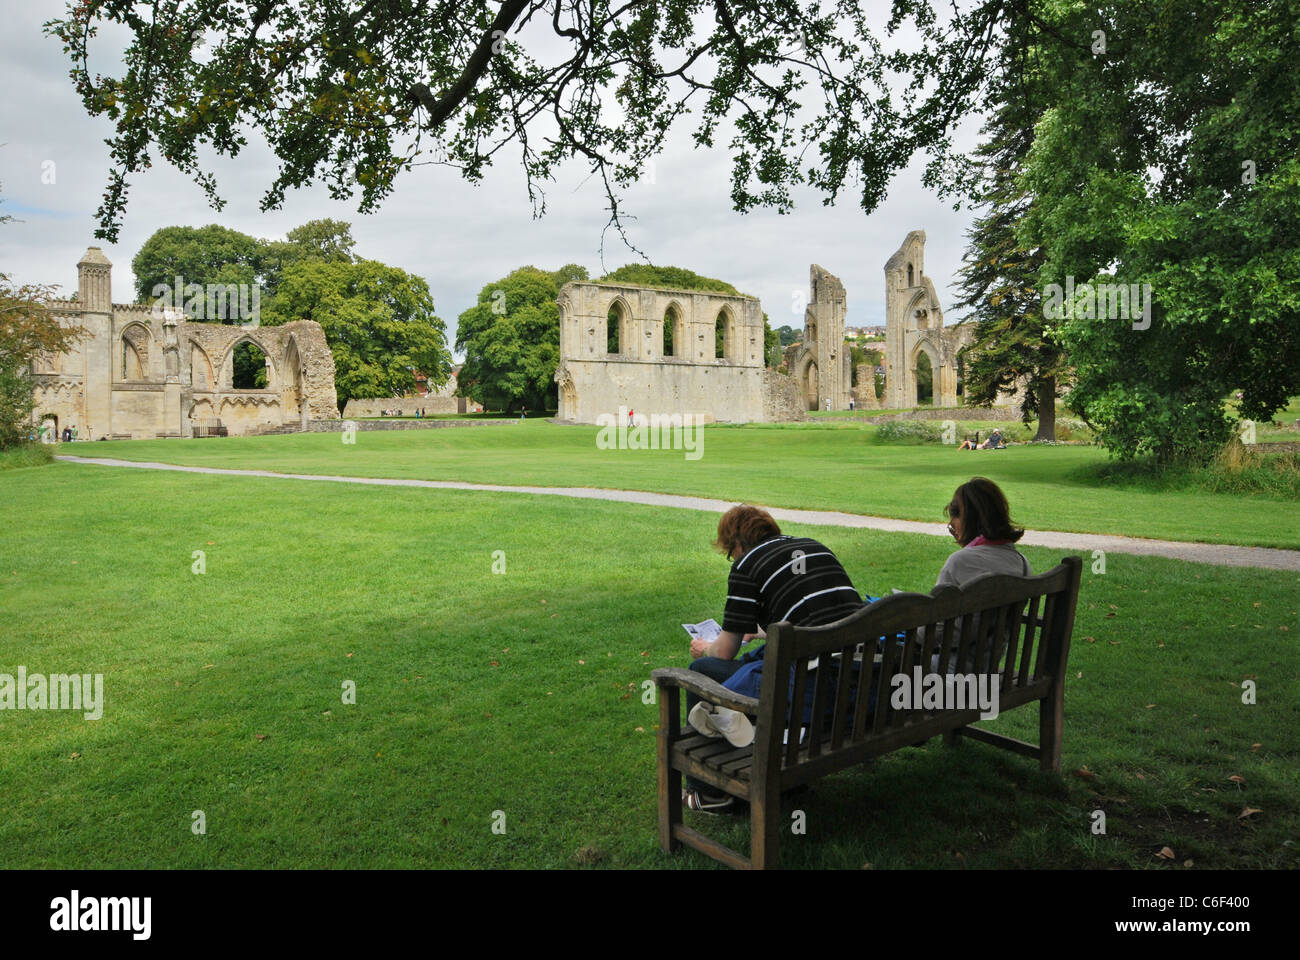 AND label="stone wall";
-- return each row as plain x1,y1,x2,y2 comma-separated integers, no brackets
865,405,1024,423
342,396,476,418
554,280,771,423
304,418,514,432
762,369,806,421
851,363,884,409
